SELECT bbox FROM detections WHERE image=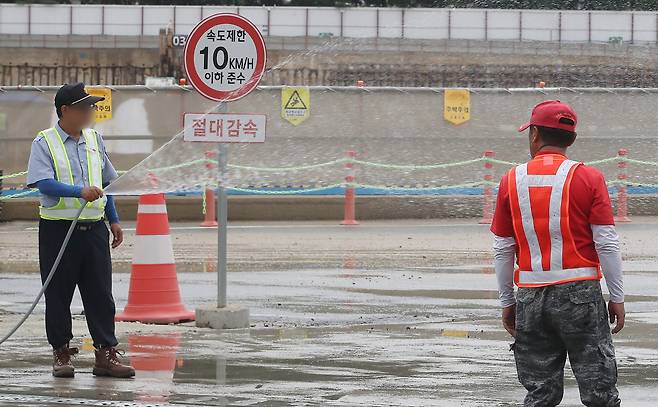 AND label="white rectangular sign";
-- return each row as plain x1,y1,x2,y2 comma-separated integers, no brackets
183,113,266,143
